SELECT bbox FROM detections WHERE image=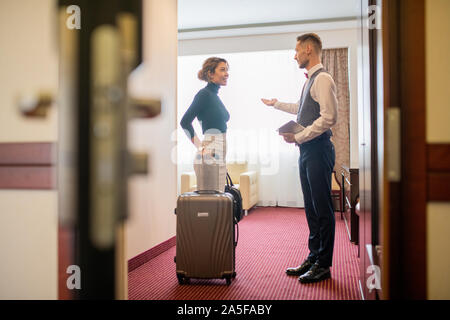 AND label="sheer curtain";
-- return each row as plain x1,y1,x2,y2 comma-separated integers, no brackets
177,50,306,207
